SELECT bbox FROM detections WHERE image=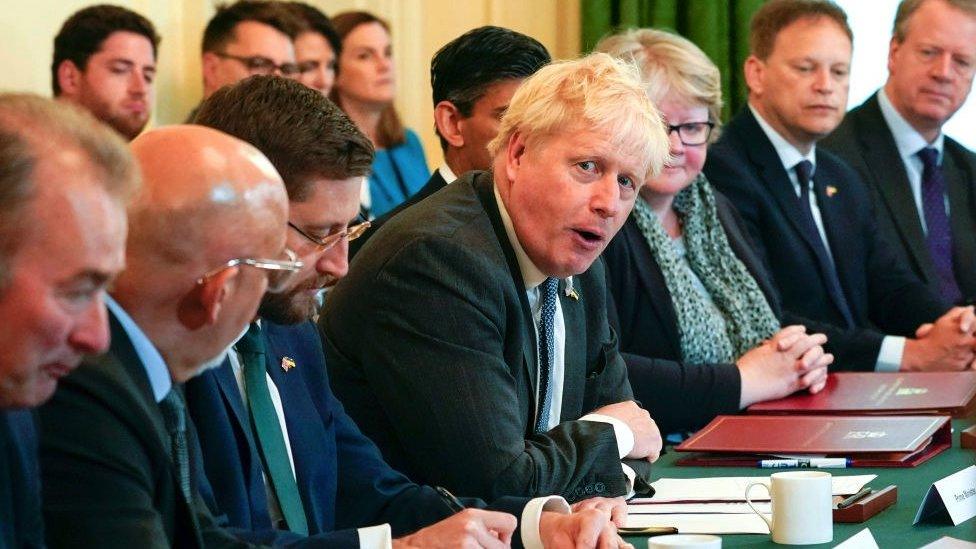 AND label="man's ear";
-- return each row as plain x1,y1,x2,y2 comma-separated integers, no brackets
743,55,764,97
56,60,82,97
177,267,238,330
503,130,527,183
433,101,466,148
201,52,221,94
887,37,901,76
